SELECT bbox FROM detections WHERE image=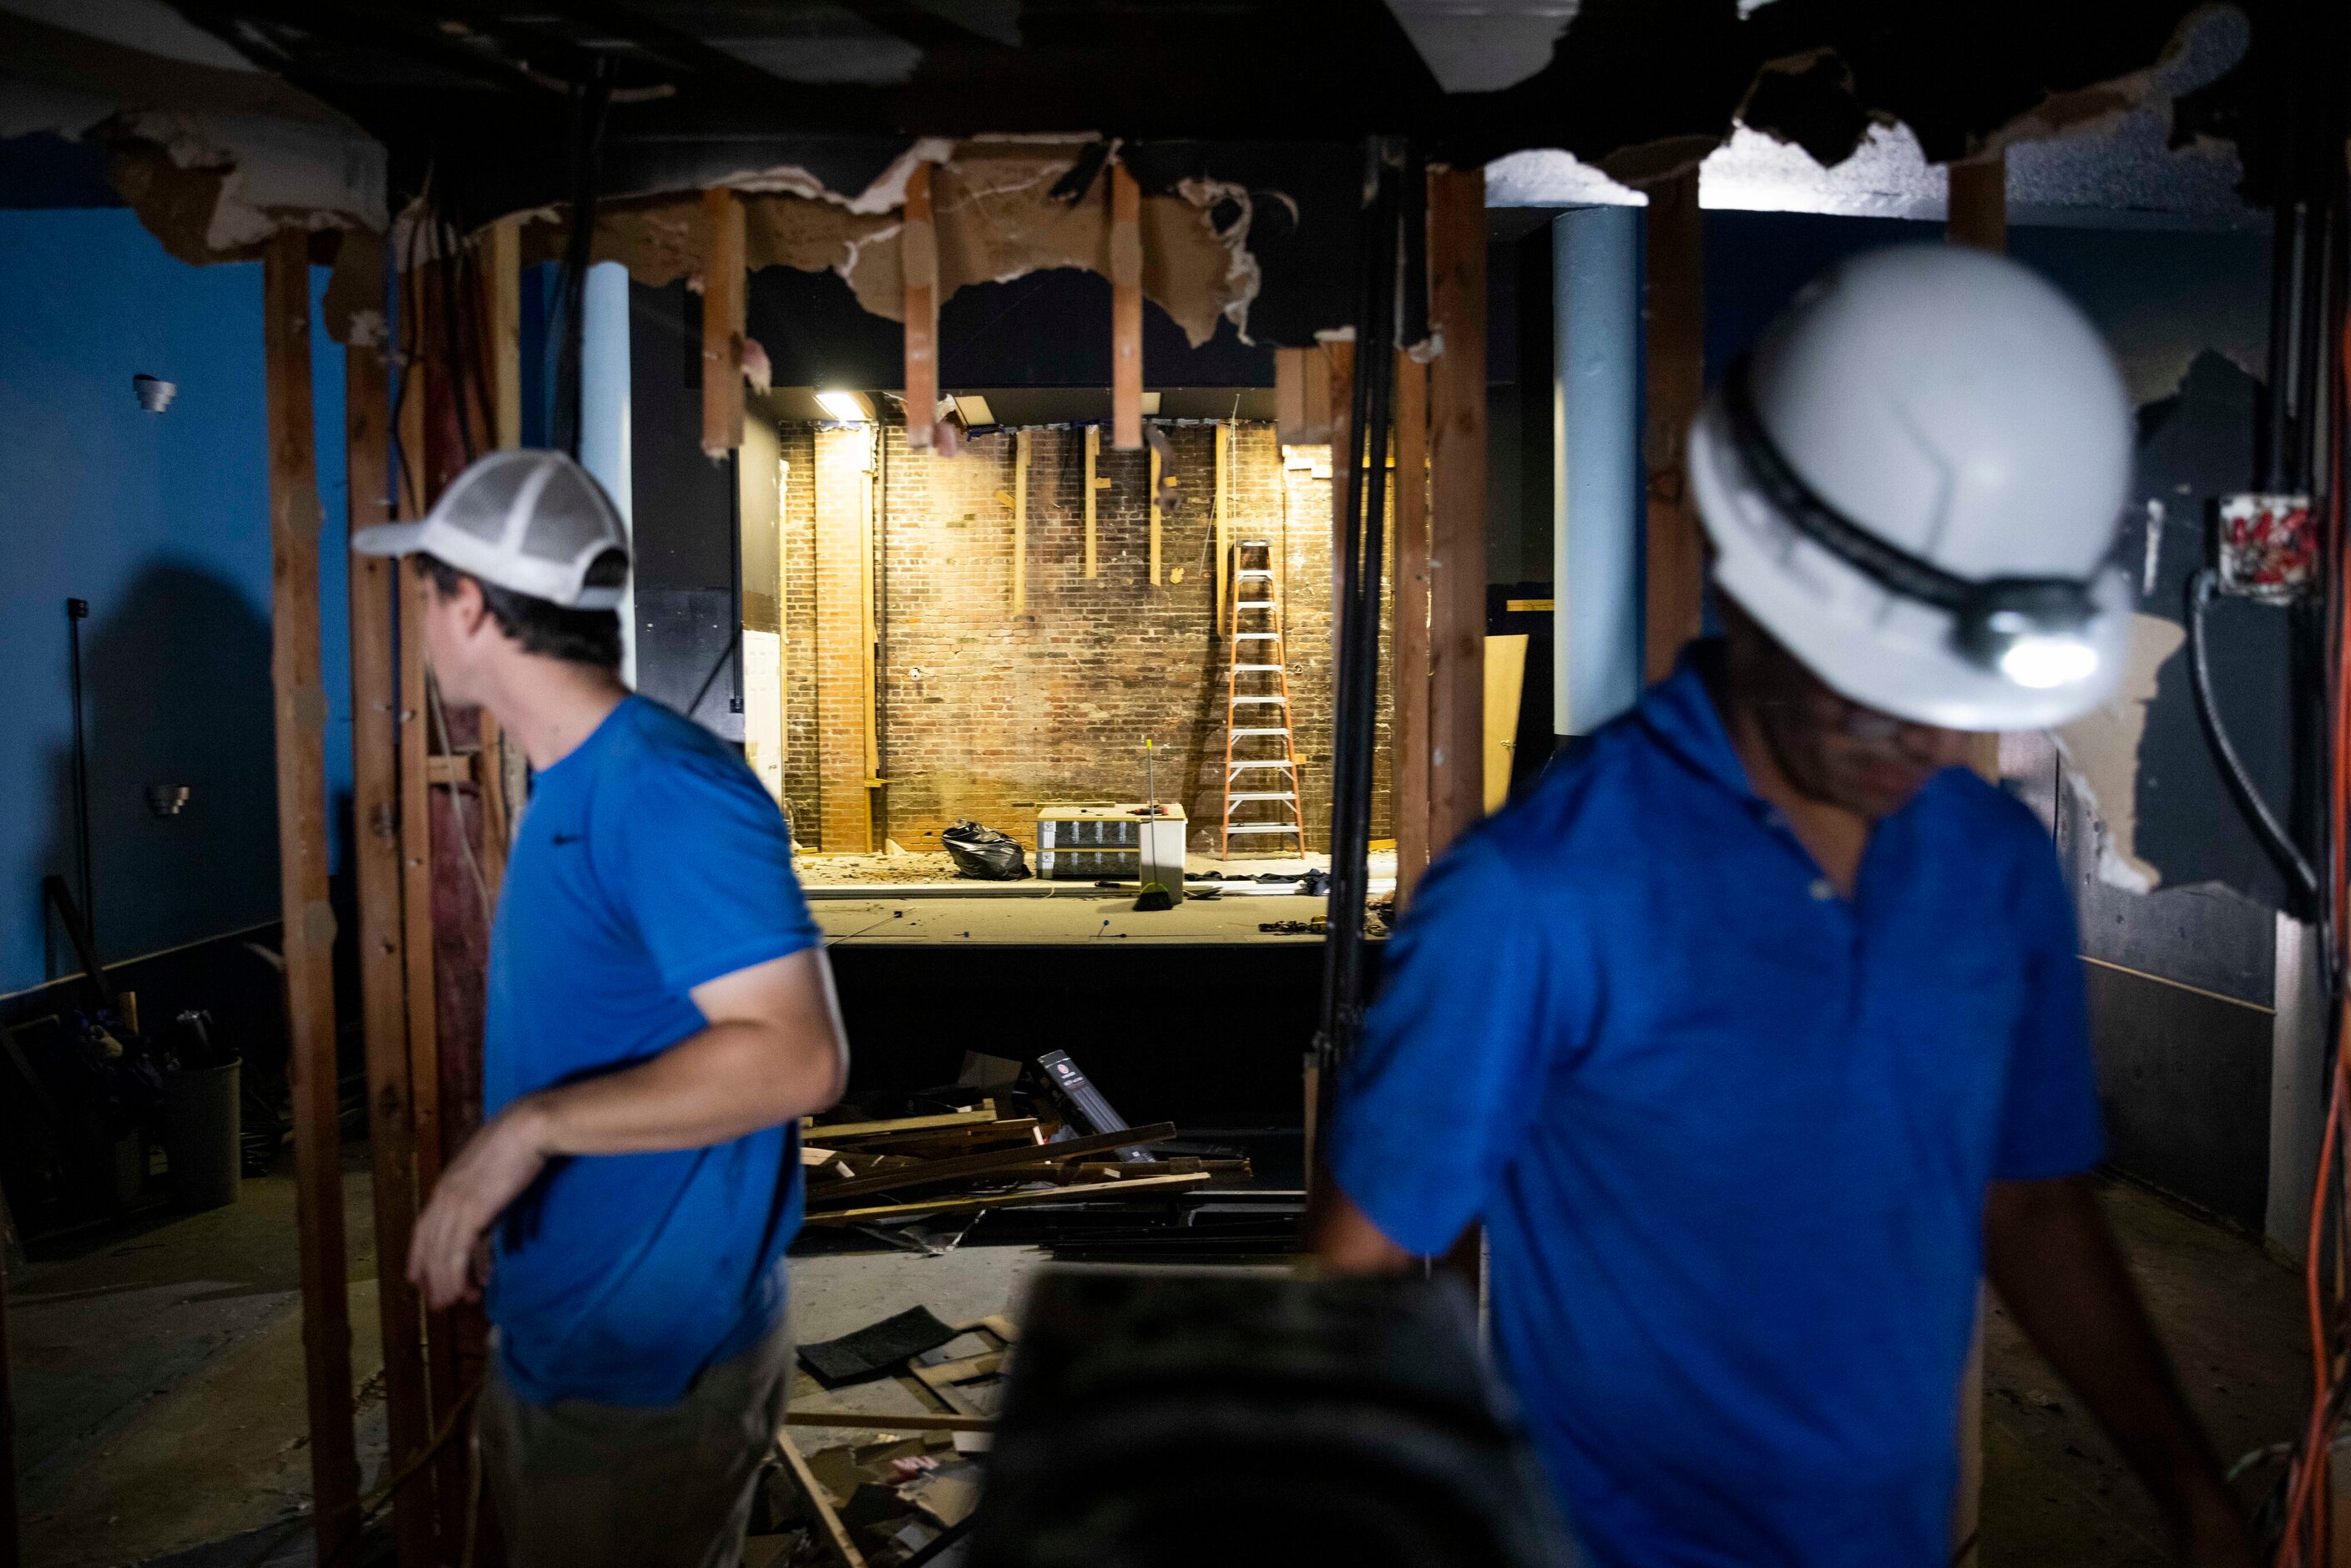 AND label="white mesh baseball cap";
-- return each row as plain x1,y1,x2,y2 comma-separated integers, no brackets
351,449,629,610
